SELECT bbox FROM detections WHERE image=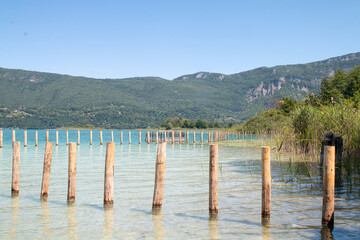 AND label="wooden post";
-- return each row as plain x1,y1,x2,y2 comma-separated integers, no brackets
120,131,123,145
41,142,53,199
12,141,20,195
322,146,335,227
24,131,27,147
208,132,211,143
100,131,103,145
35,131,38,147
90,131,93,145
55,131,58,146
193,131,196,143
46,131,49,143
77,131,80,145
187,131,189,144
179,131,182,143
104,142,115,204
66,131,68,146
129,131,131,144
261,146,271,218
153,142,166,207
155,131,159,144
147,132,150,144
12,130,15,143
201,132,203,143
139,131,141,145
0,130,2,148
111,131,114,142
209,144,218,213
67,143,76,202
171,131,174,144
